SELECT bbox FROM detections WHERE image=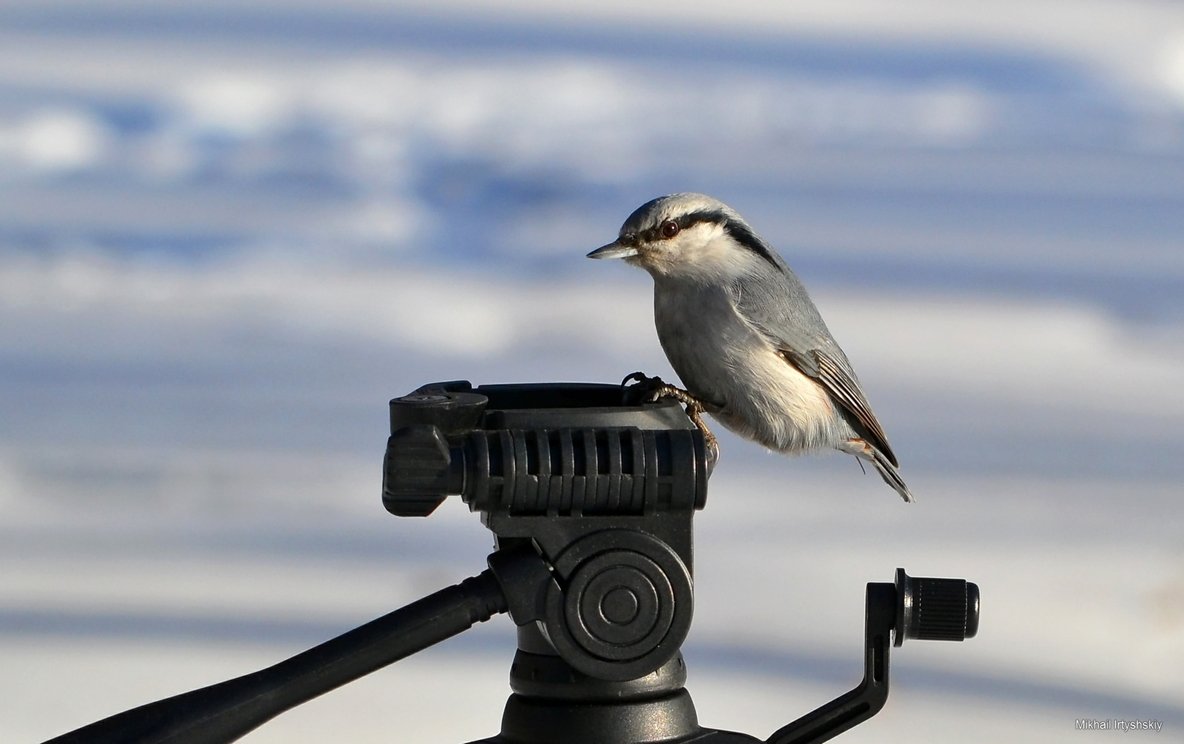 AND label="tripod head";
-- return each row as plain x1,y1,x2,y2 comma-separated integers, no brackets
383,380,708,682
48,378,979,744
